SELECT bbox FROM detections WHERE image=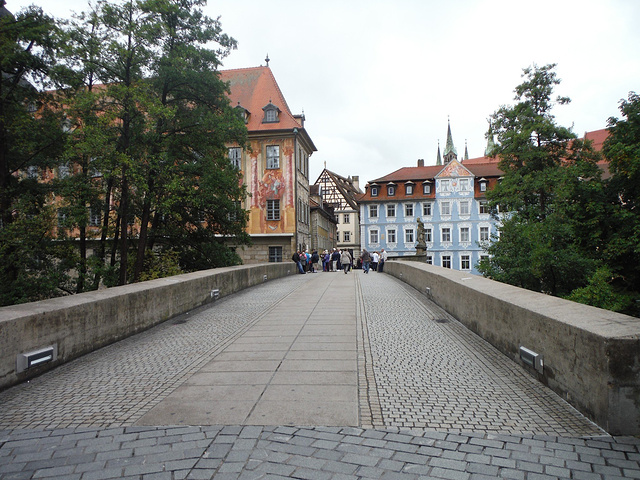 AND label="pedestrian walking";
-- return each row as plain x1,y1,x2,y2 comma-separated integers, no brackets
372,251,379,271
341,249,352,274
362,249,372,273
